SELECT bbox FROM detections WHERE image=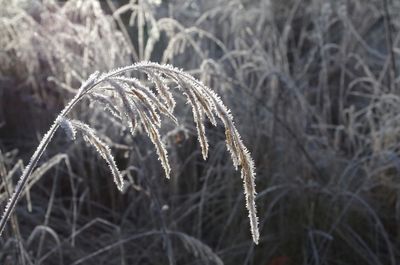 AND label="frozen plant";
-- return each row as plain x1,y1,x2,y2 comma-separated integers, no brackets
0,61,259,244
